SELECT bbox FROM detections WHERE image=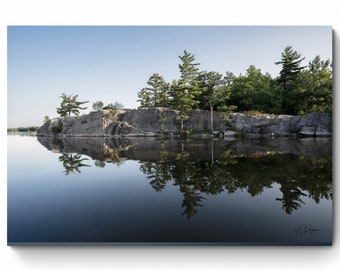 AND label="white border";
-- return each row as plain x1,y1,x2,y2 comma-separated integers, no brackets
1,1,339,269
